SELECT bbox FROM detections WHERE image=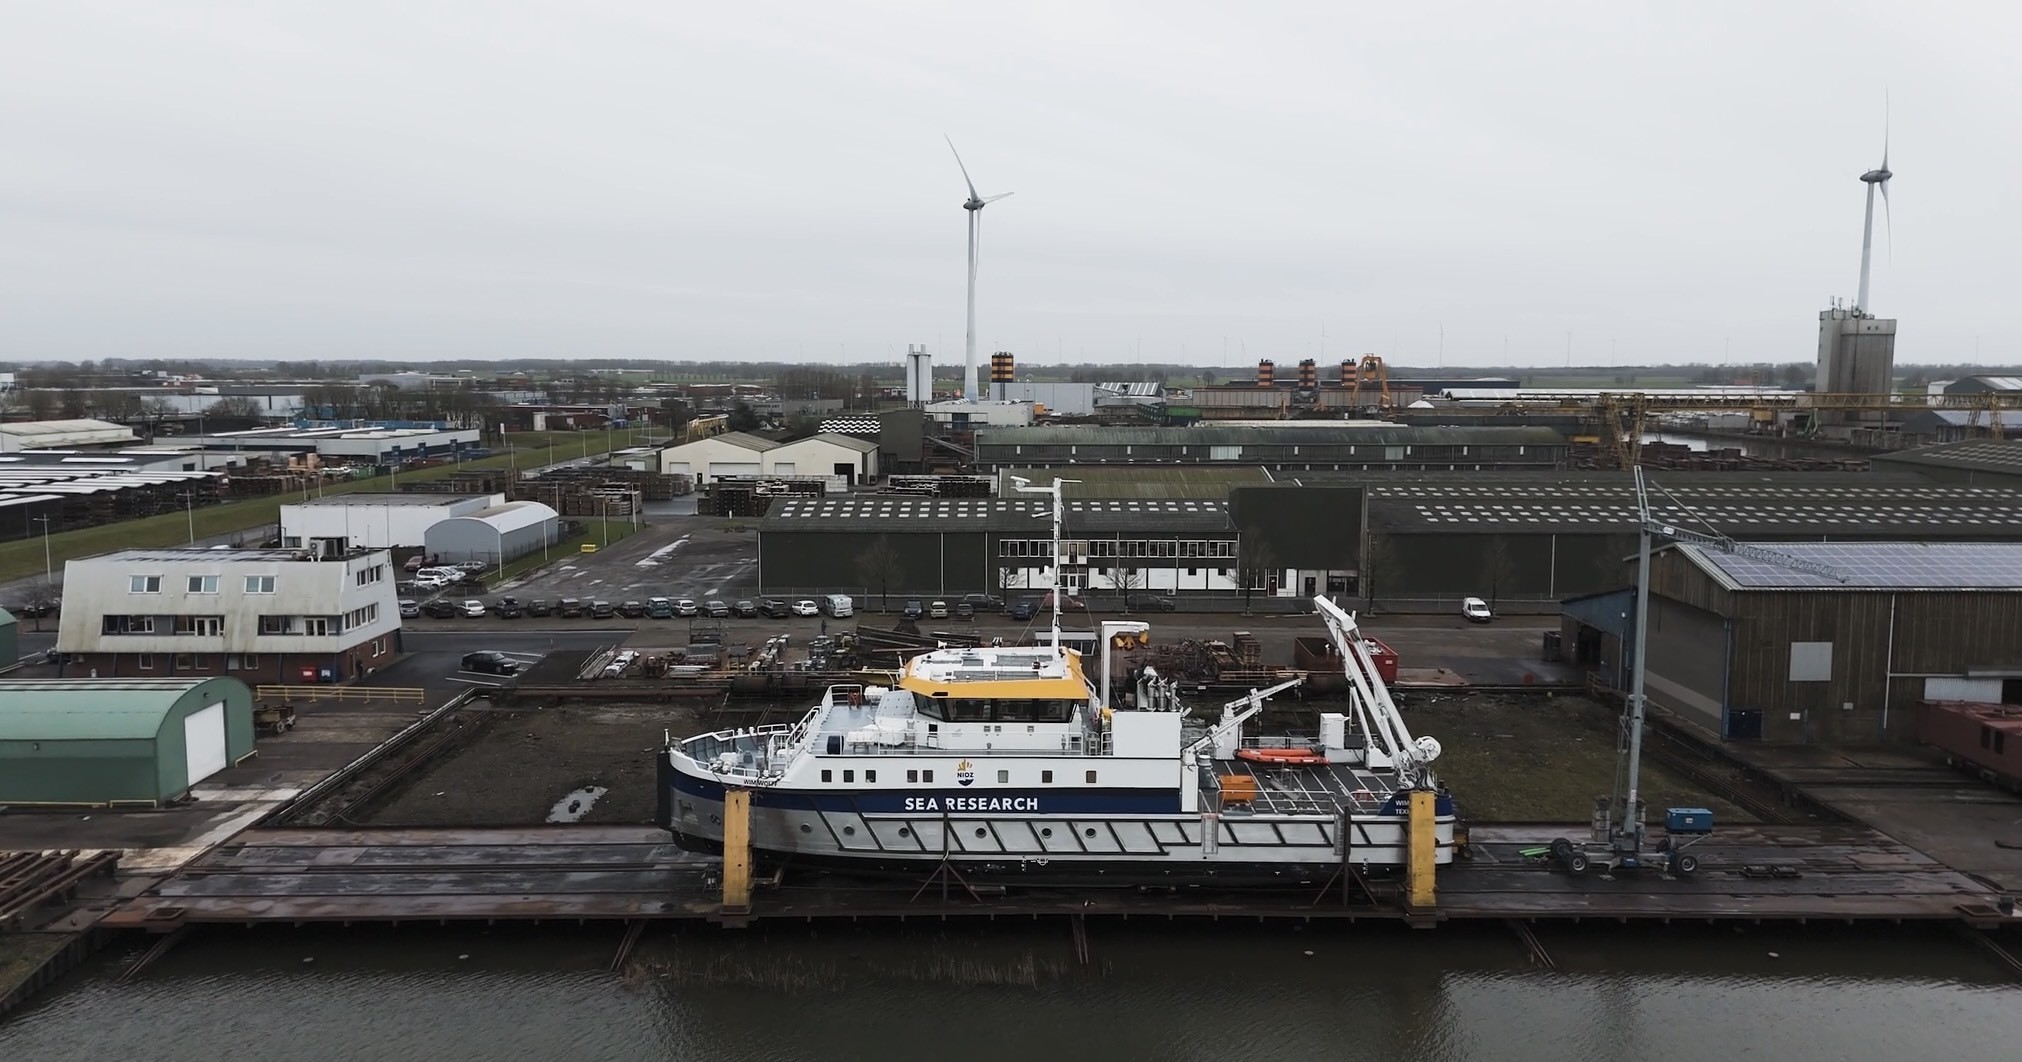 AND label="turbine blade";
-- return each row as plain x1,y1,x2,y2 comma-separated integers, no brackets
982,192,1014,204
1882,88,1890,169
944,135,979,200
